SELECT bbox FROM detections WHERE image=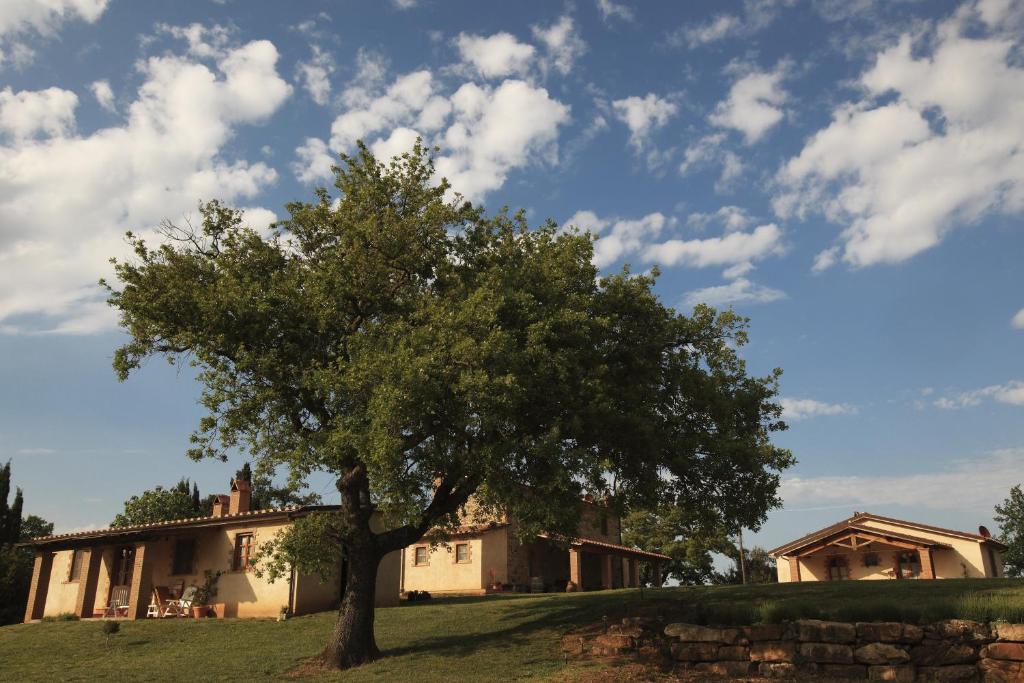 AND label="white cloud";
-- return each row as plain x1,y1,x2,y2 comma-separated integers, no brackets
1013,308,1024,329
435,80,569,200
780,447,1024,512
531,16,586,77
455,32,535,79
779,397,857,421
934,381,1024,410
596,0,634,24
665,0,792,49
611,93,677,151
812,246,840,273
157,22,233,60
329,70,434,151
710,65,788,143
0,0,107,69
563,210,674,268
681,277,785,308
315,64,570,203
0,32,292,334
775,2,1024,268
292,137,334,184
687,205,753,232
296,45,334,105
340,48,389,109
643,223,784,268
89,79,114,112
675,14,741,48
0,86,77,139
391,0,418,8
